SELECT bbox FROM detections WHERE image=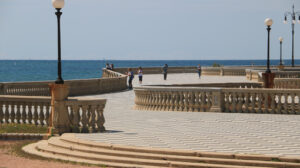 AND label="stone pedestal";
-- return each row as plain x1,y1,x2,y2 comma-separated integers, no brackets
209,90,224,112
262,73,275,88
48,83,70,135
